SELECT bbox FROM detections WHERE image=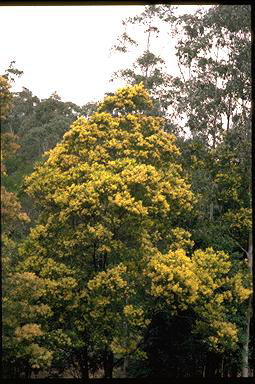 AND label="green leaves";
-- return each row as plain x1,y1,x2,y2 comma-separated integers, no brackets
0,75,13,121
